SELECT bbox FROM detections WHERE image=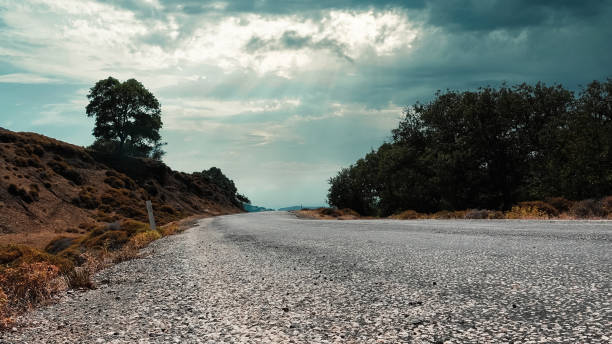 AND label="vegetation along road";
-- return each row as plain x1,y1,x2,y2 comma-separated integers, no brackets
2,212,610,343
